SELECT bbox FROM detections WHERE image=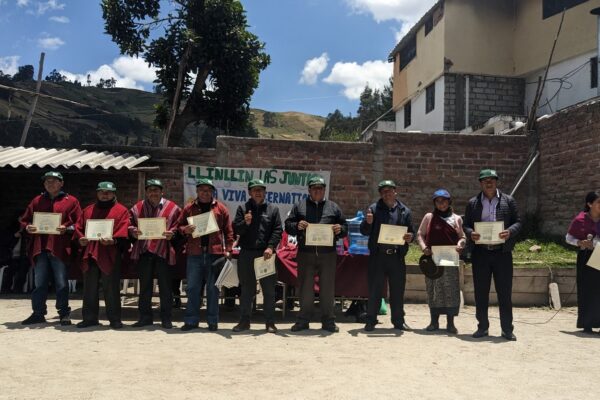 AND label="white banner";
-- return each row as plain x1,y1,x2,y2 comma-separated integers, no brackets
183,165,331,223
